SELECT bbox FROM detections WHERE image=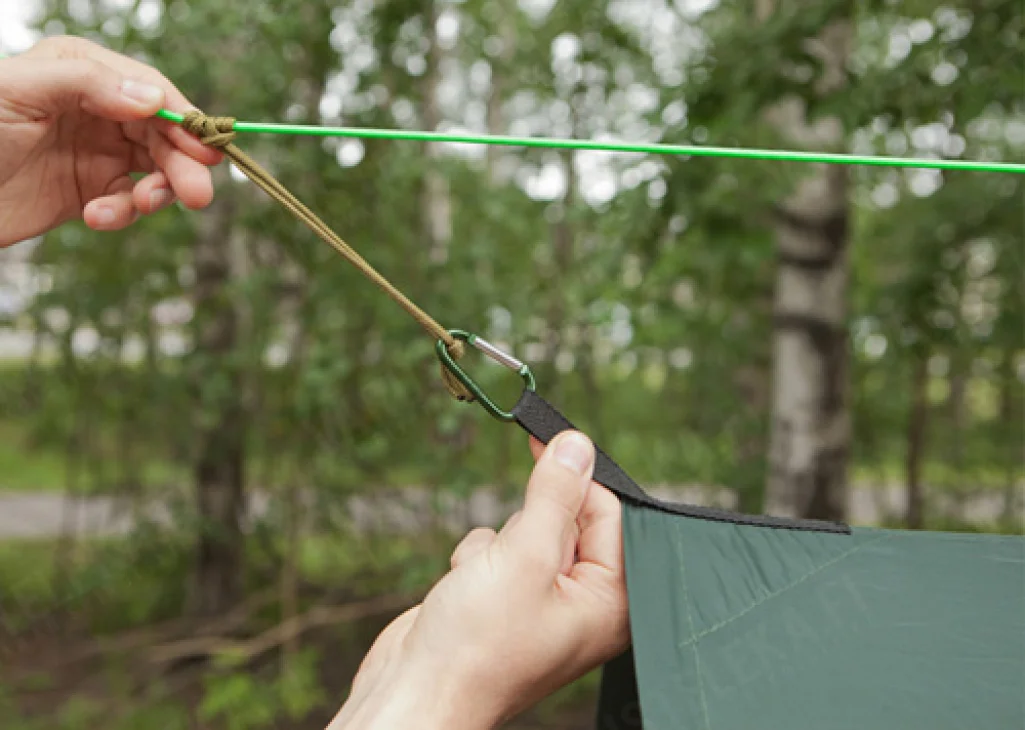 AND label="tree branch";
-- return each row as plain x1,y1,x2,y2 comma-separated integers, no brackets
148,592,421,666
